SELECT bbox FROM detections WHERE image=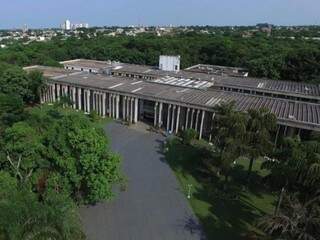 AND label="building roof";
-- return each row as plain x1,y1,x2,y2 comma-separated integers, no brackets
185,64,249,77
60,59,115,70
58,59,320,100
44,70,320,131
214,76,320,99
23,65,77,78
